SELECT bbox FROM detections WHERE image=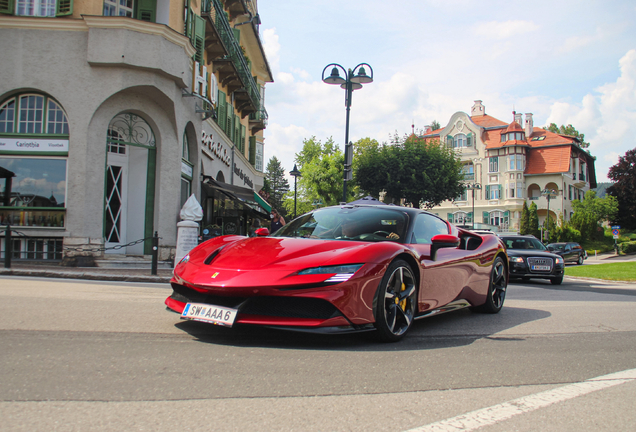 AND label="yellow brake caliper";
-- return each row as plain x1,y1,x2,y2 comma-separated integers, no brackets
398,282,407,311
